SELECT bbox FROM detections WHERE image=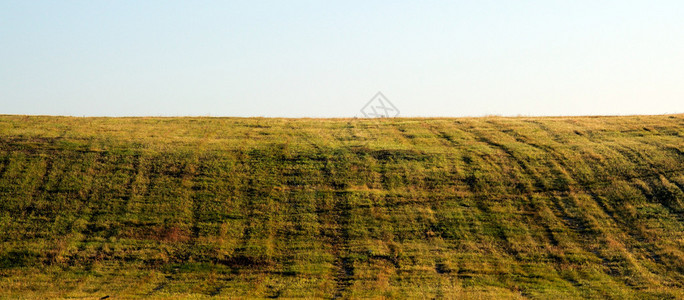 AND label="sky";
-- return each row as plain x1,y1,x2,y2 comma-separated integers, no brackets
1,0,683,117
